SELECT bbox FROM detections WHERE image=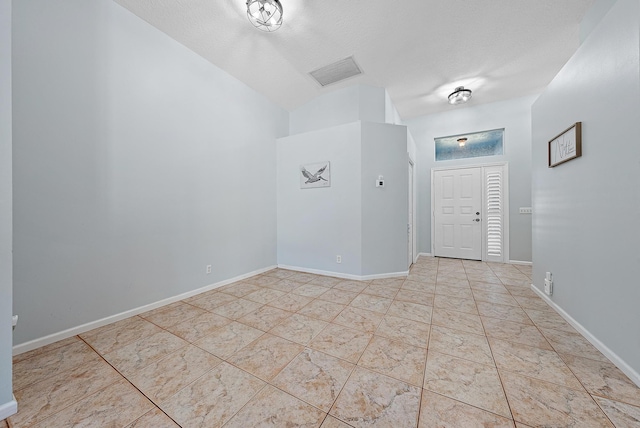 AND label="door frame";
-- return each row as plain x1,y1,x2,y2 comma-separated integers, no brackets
430,162,509,262
408,158,416,267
